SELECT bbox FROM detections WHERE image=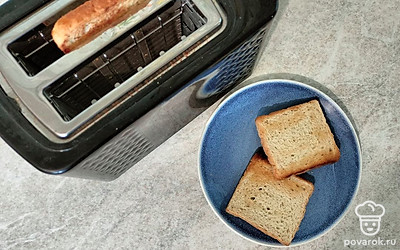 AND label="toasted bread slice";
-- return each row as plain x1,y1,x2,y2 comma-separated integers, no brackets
255,100,340,179
226,152,314,246
52,0,151,53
